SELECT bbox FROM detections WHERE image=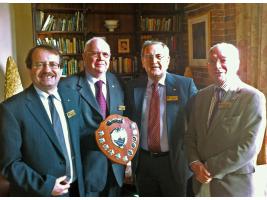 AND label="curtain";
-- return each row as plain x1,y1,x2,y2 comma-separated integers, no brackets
236,4,267,166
